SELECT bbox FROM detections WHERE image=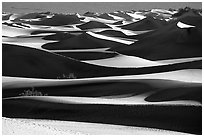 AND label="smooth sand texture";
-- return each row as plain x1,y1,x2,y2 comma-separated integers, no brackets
119,16,166,31
2,8,202,135
2,69,202,91
3,97,201,134
3,117,188,135
84,54,163,68
3,43,201,79
84,55,202,68
77,21,111,30
42,32,126,50
112,22,201,60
